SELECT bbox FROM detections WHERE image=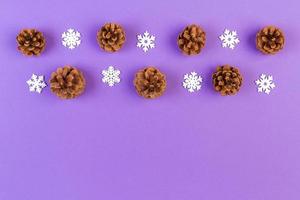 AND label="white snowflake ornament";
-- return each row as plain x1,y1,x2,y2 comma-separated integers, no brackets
182,72,203,93
219,29,240,49
255,74,276,94
26,74,47,93
102,66,121,87
62,28,81,49
137,31,155,52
